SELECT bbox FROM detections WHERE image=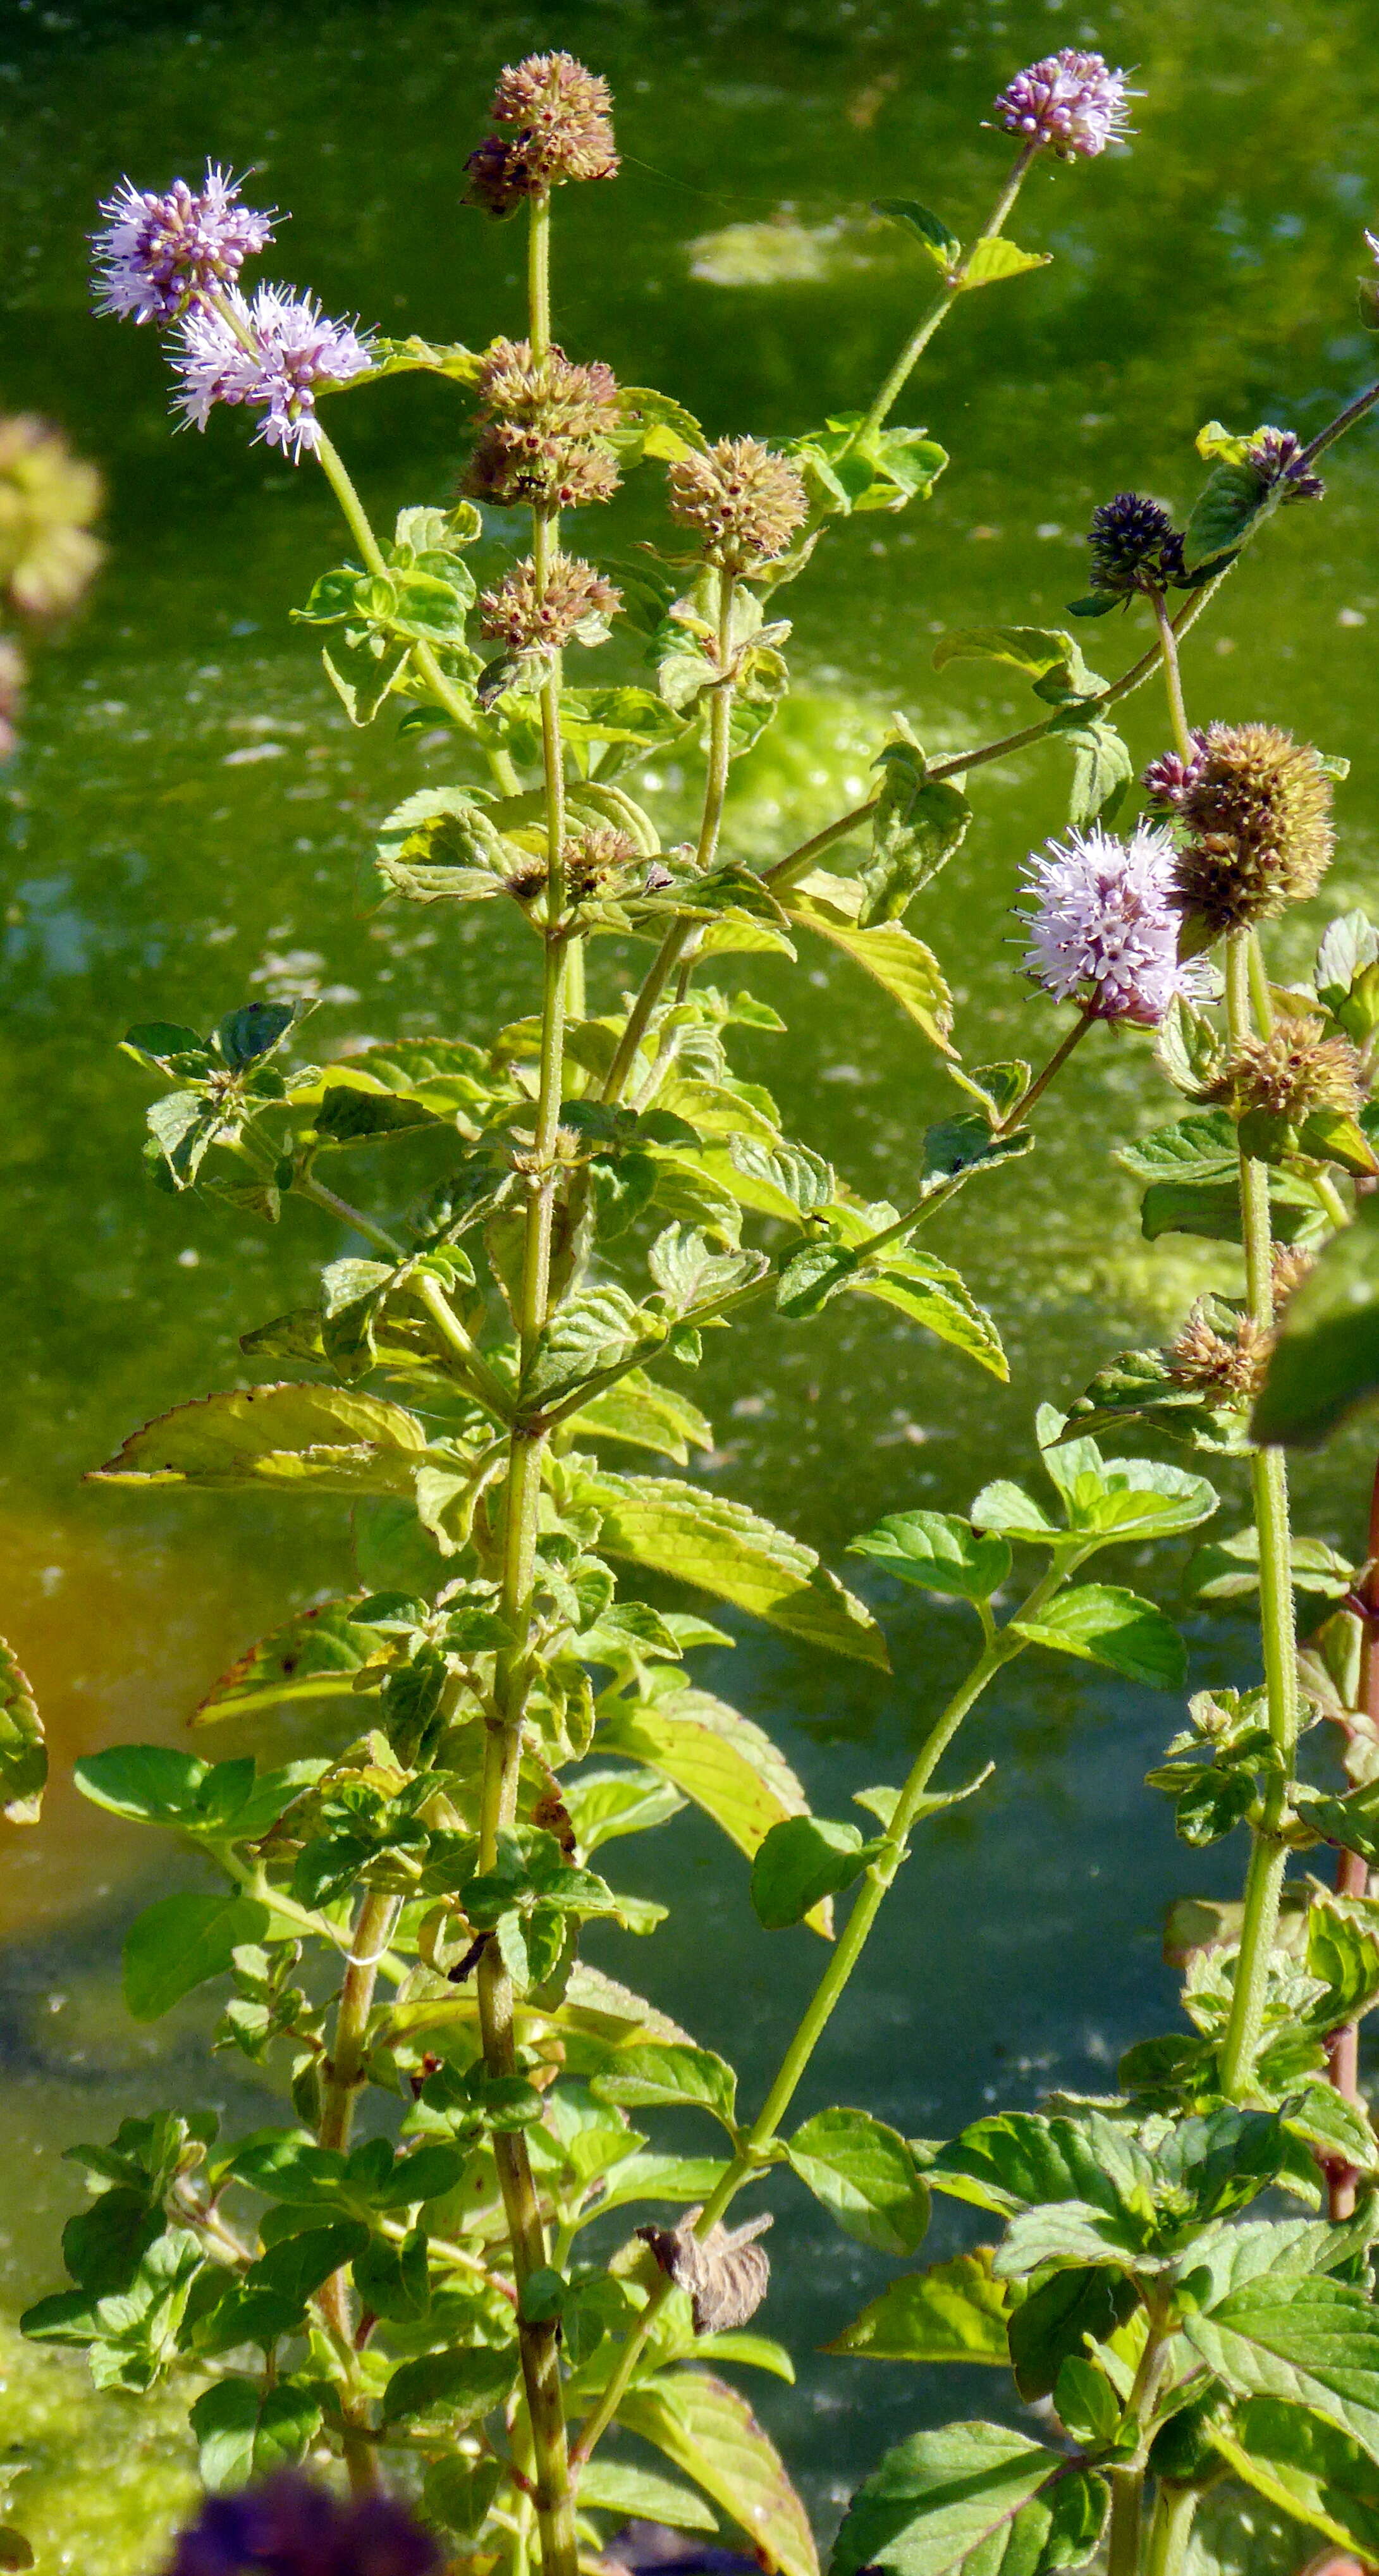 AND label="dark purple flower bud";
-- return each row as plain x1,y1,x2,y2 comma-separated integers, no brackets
92,166,276,324
166,2474,439,2576
993,49,1135,159
1243,426,1325,503
1088,491,1185,596
1142,736,1206,808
